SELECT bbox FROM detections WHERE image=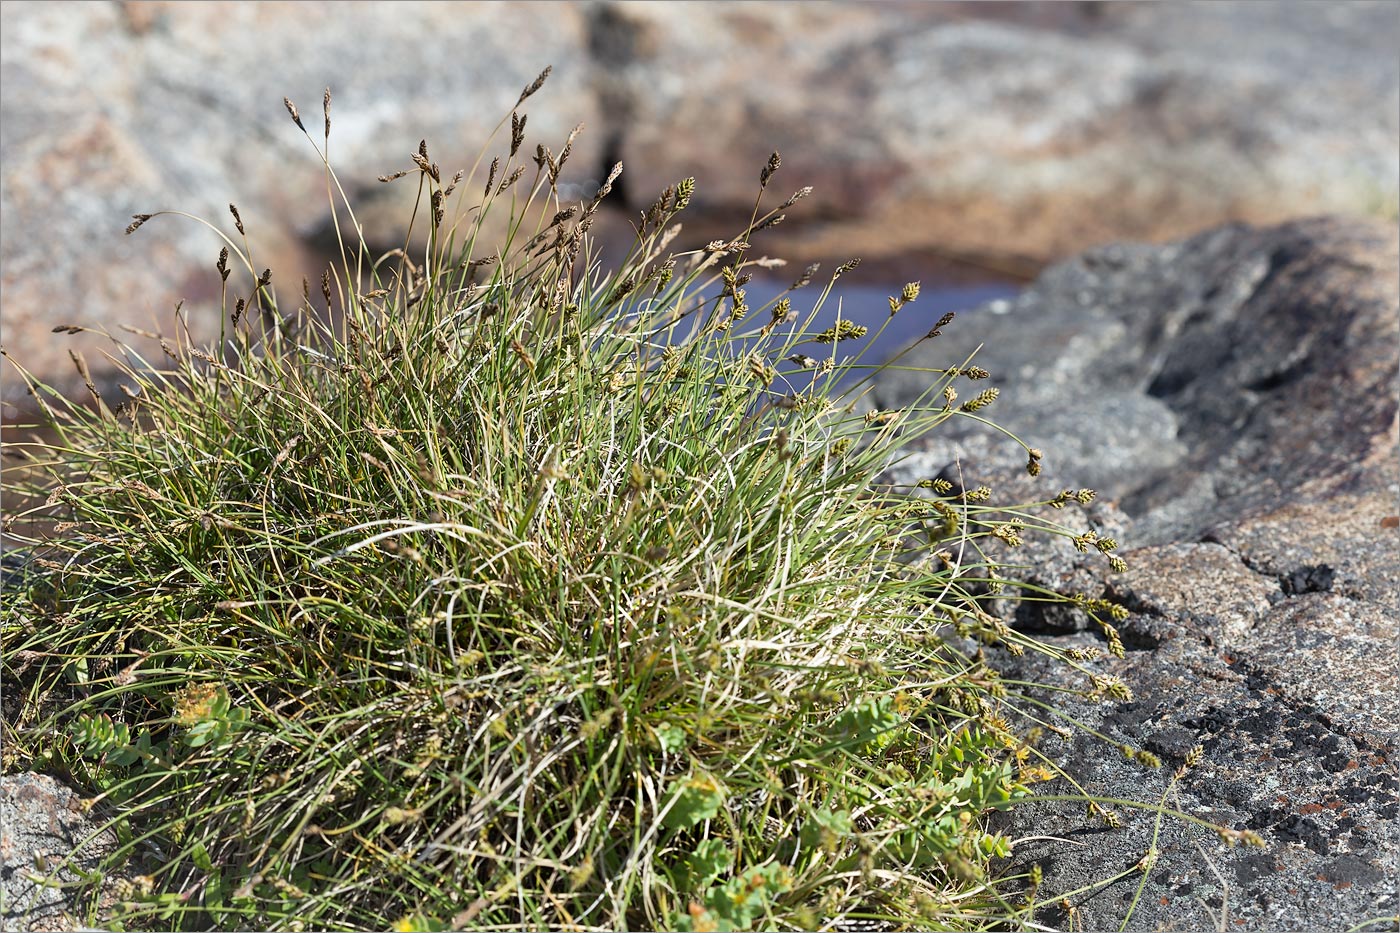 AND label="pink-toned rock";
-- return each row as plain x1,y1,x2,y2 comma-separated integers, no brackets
2,1,1396,412
0,0,597,413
